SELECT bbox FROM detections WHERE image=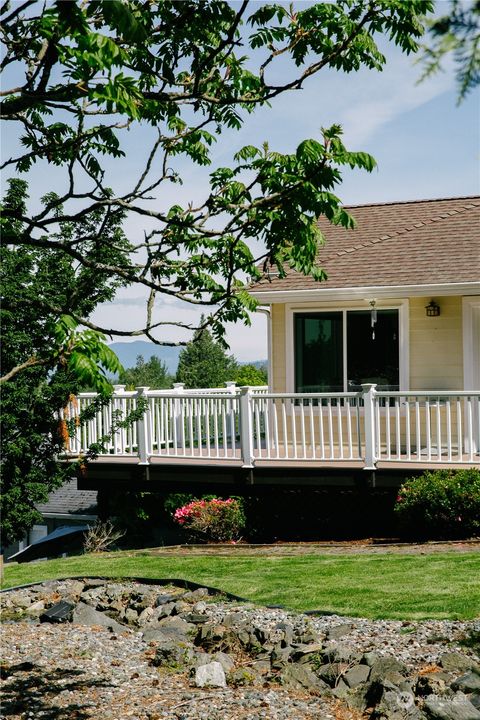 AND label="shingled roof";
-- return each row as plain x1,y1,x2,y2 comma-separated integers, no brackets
36,479,97,517
250,196,480,295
